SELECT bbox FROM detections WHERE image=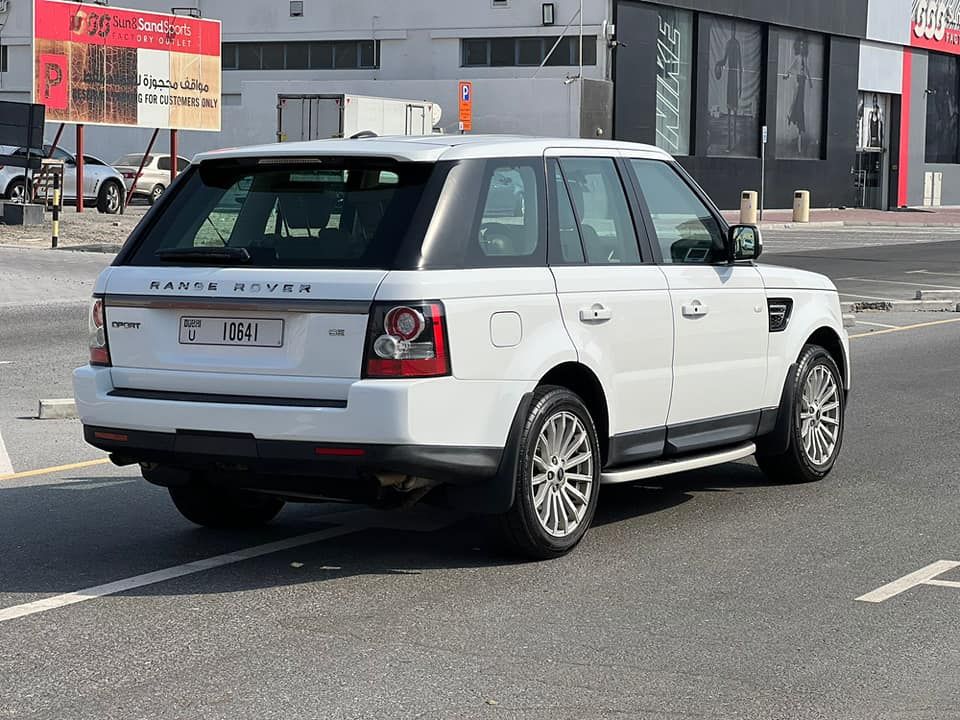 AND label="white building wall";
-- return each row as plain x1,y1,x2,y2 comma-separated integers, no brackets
859,40,903,94
0,0,611,160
